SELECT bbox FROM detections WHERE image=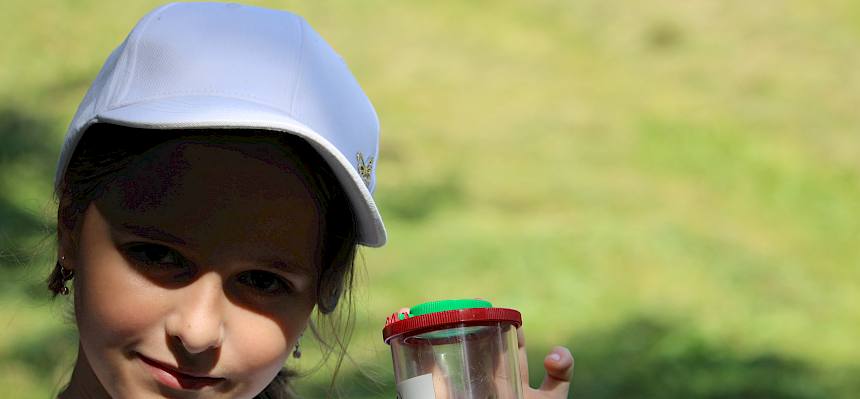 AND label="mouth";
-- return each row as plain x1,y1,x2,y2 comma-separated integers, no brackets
137,353,225,390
